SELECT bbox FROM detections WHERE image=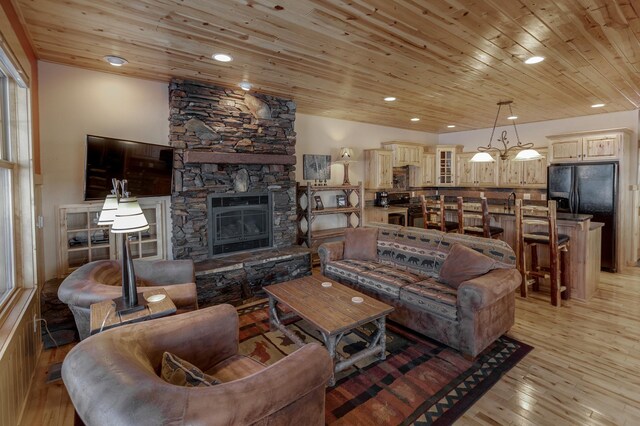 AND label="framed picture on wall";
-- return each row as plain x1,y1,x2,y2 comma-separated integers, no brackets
314,196,324,210
303,154,332,181
336,195,347,208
